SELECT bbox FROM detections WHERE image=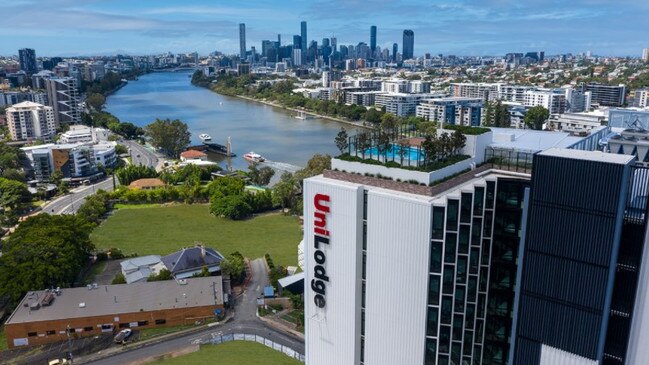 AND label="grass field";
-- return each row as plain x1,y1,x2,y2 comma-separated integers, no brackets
157,341,300,365
91,204,302,267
